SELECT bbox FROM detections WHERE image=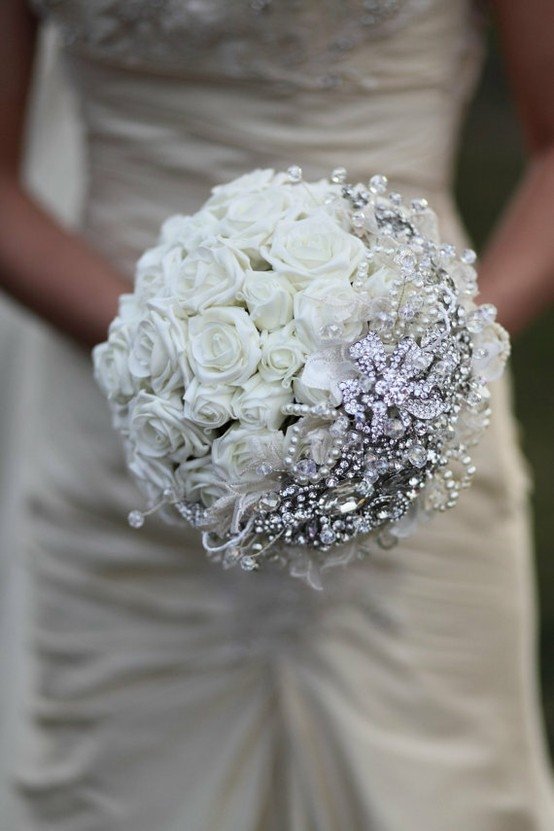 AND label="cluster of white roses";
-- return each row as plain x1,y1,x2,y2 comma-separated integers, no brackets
94,168,509,580
93,169,376,510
